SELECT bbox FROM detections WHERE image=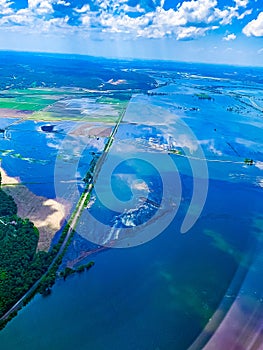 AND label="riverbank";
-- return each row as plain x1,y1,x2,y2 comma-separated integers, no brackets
0,166,69,251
